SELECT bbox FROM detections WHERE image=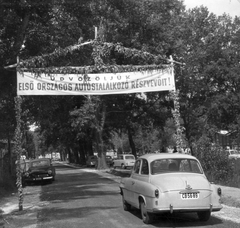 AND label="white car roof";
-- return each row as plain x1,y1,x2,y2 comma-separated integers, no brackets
119,154,134,156
138,153,197,163
32,158,51,161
